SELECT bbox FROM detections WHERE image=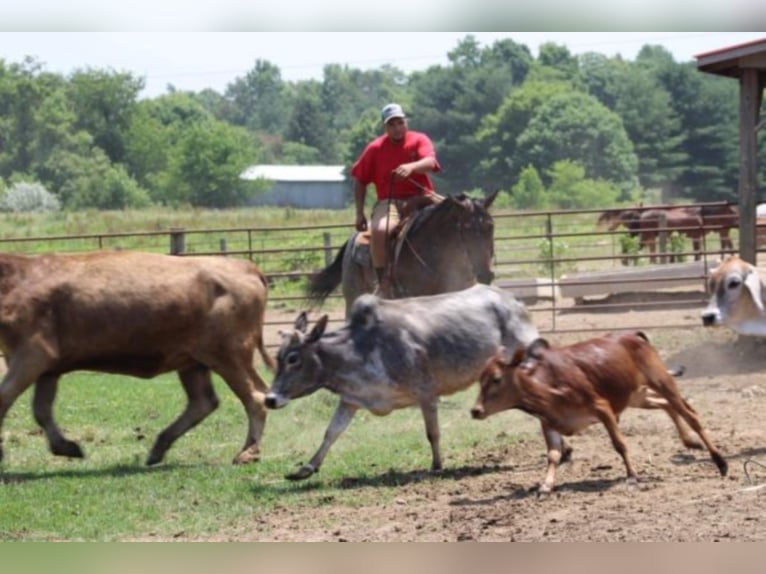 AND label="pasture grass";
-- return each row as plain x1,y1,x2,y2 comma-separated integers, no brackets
0,370,527,541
